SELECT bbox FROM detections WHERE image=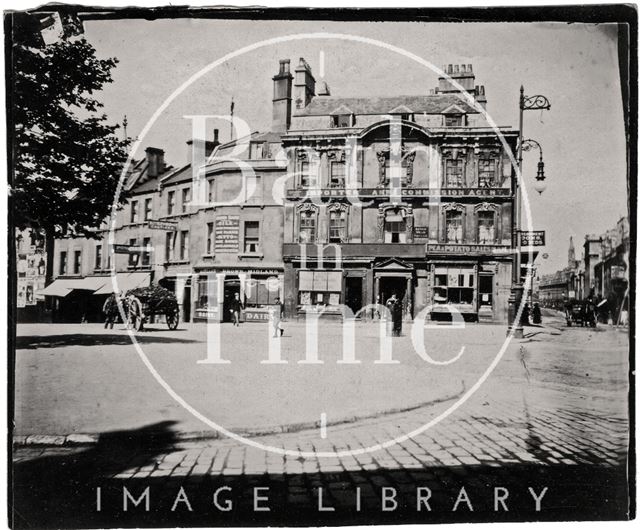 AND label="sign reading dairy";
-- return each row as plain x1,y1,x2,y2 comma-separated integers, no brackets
215,215,240,253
